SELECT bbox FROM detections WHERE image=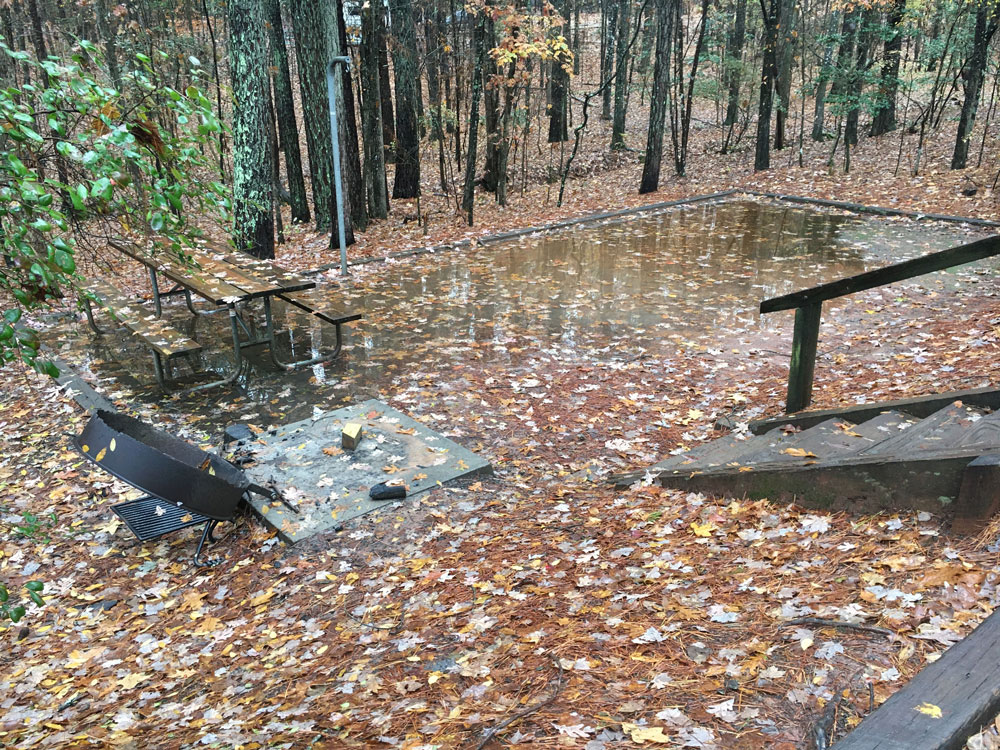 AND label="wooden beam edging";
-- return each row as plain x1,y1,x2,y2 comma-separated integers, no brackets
830,608,1000,750
743,190,1000,229
750,386,1000,434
